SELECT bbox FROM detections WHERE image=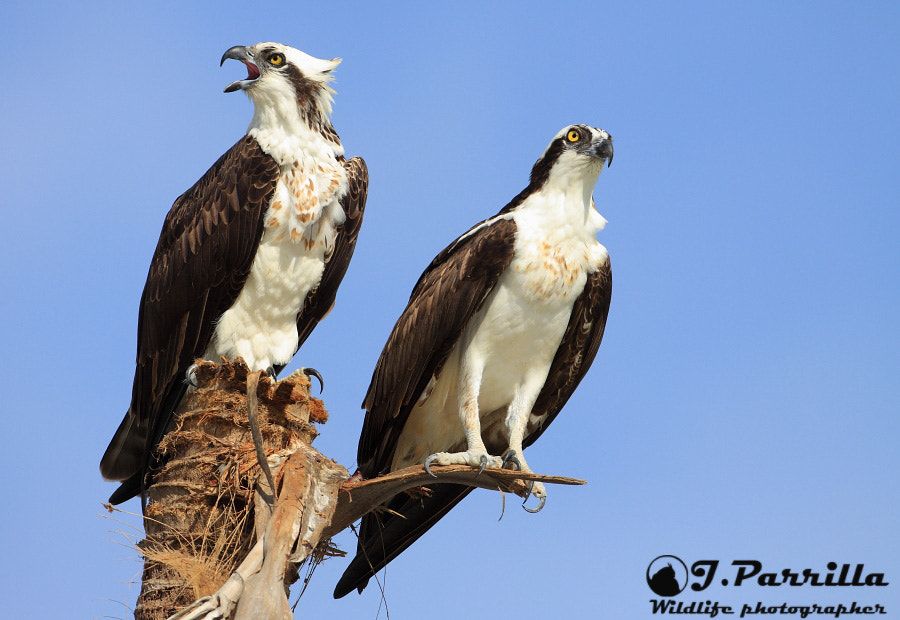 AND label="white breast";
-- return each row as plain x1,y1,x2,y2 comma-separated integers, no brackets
204,142,348,372
466,198,604,413
390,193,607,469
